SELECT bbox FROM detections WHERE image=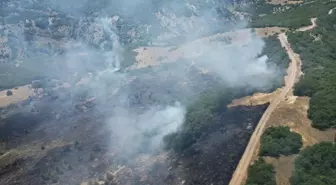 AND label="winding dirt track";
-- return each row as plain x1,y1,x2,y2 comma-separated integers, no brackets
229,20,316,185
